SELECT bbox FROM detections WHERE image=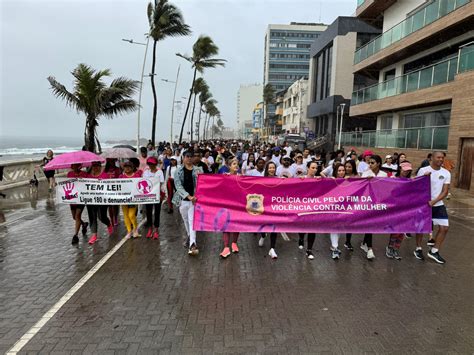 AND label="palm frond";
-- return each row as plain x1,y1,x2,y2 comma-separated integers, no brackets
47,76,80,111
149,0,191,41
102,99,138,118
176,53,193,63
